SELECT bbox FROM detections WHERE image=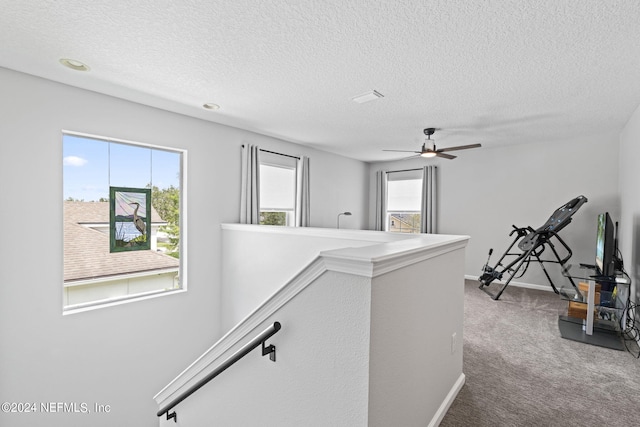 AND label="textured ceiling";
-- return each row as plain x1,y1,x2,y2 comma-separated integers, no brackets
2,0,640,162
